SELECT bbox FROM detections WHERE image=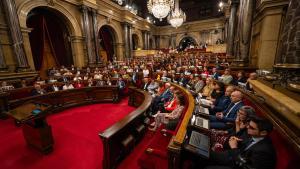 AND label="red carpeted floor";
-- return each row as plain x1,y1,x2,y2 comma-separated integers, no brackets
0,98,135,169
